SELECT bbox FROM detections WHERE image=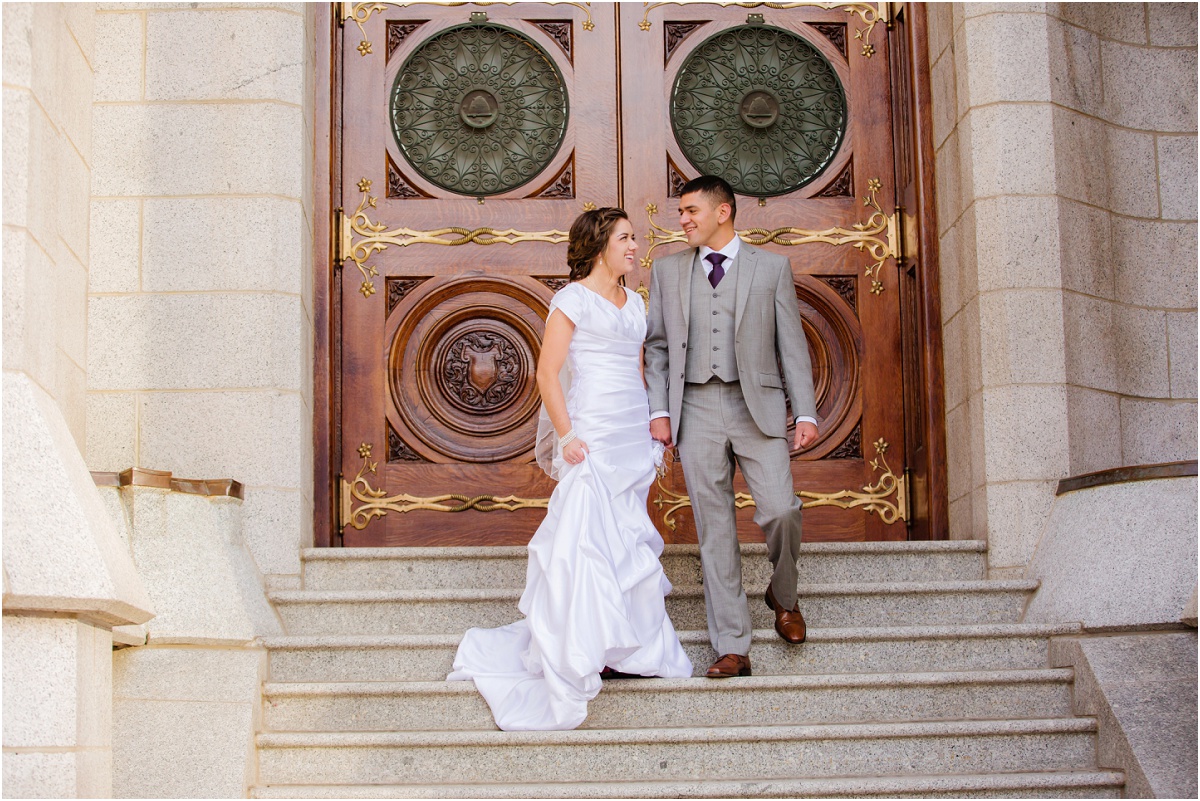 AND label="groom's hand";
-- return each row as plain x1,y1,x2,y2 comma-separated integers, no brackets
650,417,673,447
793,421,818,451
